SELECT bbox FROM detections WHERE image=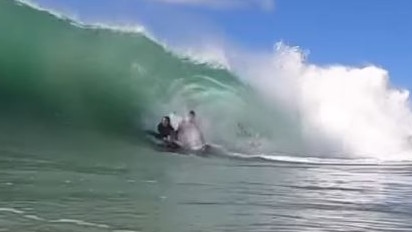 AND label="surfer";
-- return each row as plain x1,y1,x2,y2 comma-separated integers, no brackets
146,116,180,149
146,111,208,153
157,116,176,141
176,110,207,151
